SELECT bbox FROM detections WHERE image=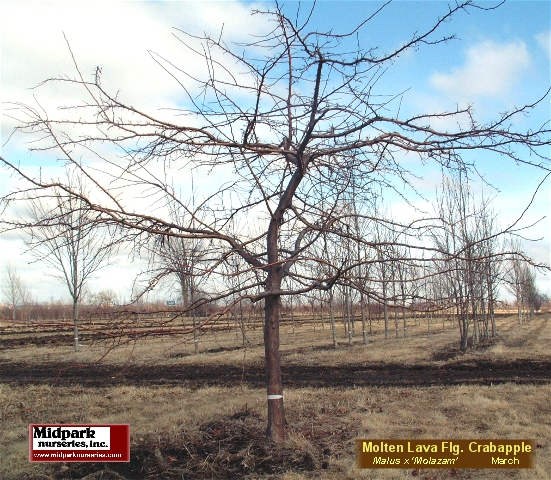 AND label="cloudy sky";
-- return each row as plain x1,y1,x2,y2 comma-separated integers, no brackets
1,0,550,303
